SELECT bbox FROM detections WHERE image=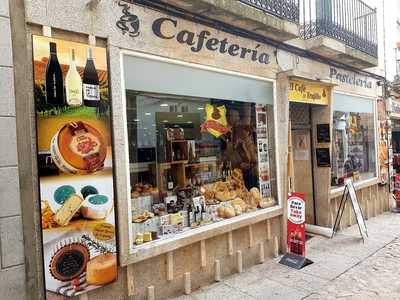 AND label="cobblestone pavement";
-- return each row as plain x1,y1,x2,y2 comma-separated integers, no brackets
170,212,400,300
